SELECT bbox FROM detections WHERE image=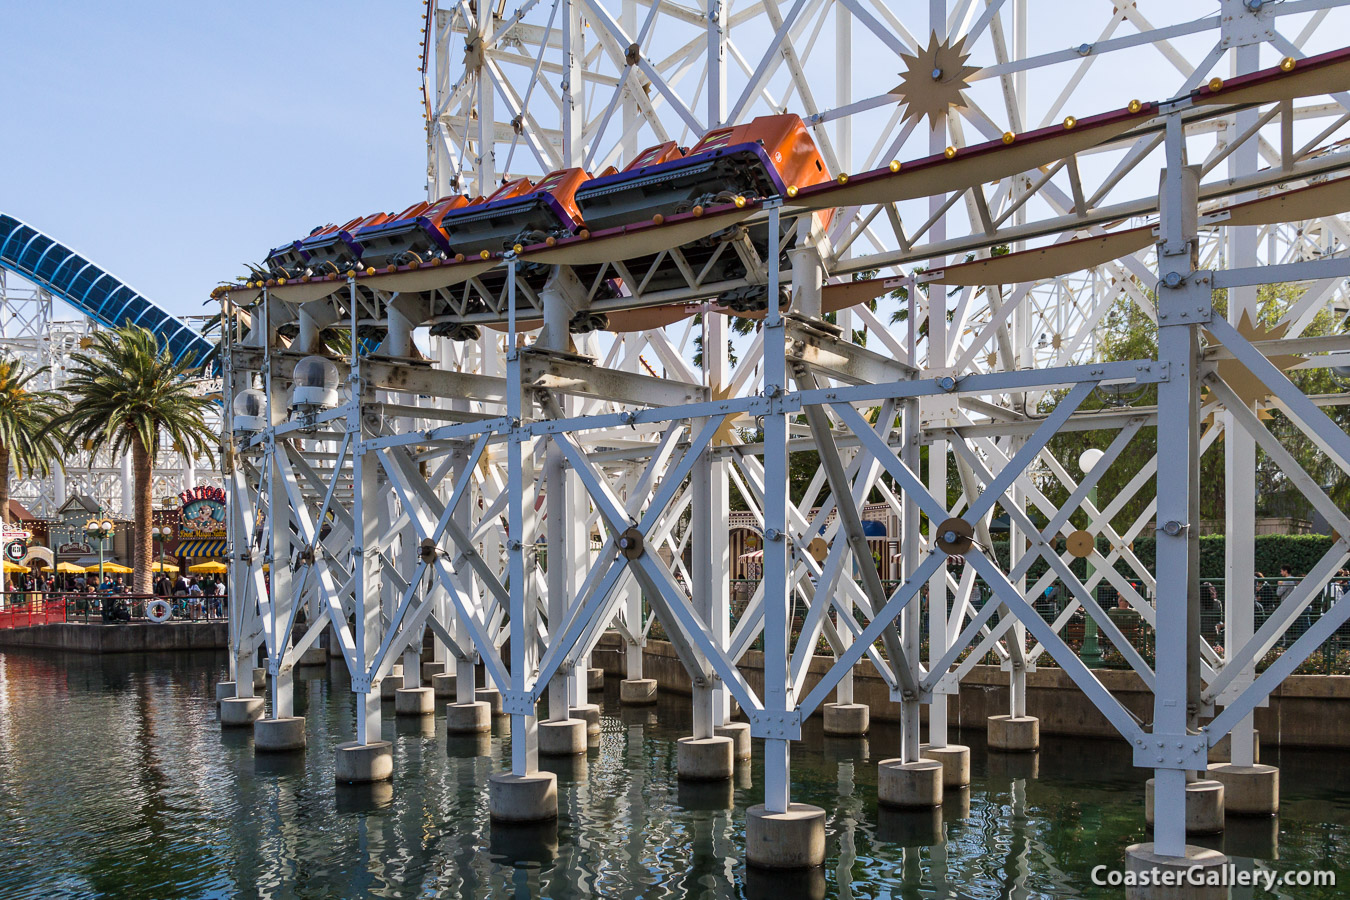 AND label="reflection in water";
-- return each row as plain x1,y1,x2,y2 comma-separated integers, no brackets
0,648,1347,898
